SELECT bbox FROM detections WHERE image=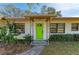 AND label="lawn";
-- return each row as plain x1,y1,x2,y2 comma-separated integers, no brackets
41,42,79,55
